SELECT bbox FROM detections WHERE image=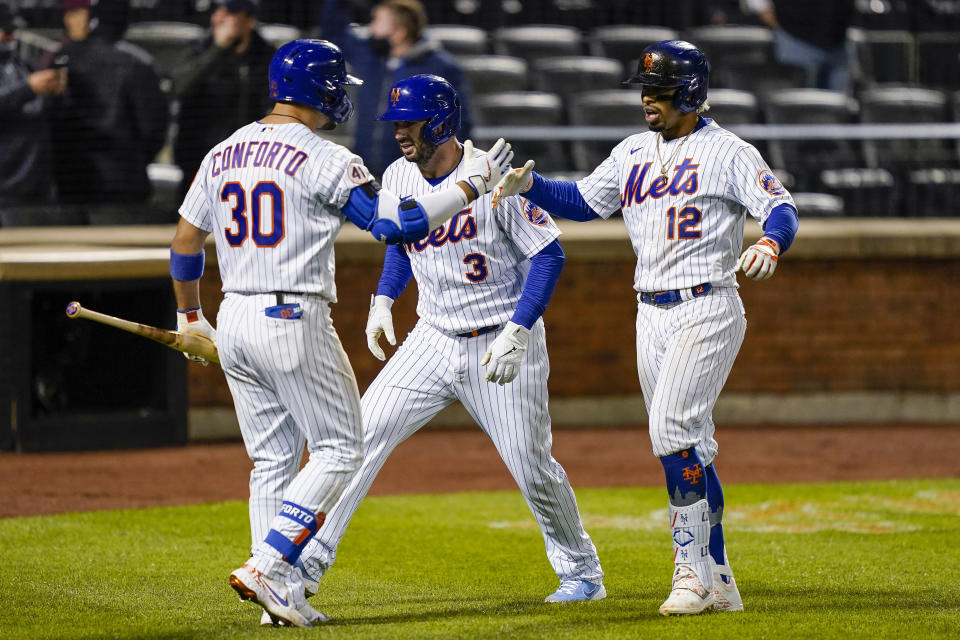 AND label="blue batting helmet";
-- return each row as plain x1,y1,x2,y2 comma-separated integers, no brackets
269,39,363,124
377,74,461,145
626,40,709,114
